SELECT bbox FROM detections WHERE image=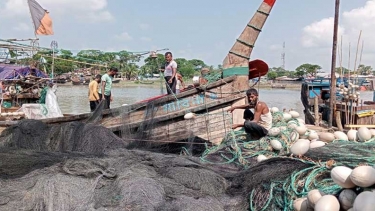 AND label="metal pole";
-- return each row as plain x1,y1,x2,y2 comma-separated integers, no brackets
50,40,58,79
329,0,340,128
